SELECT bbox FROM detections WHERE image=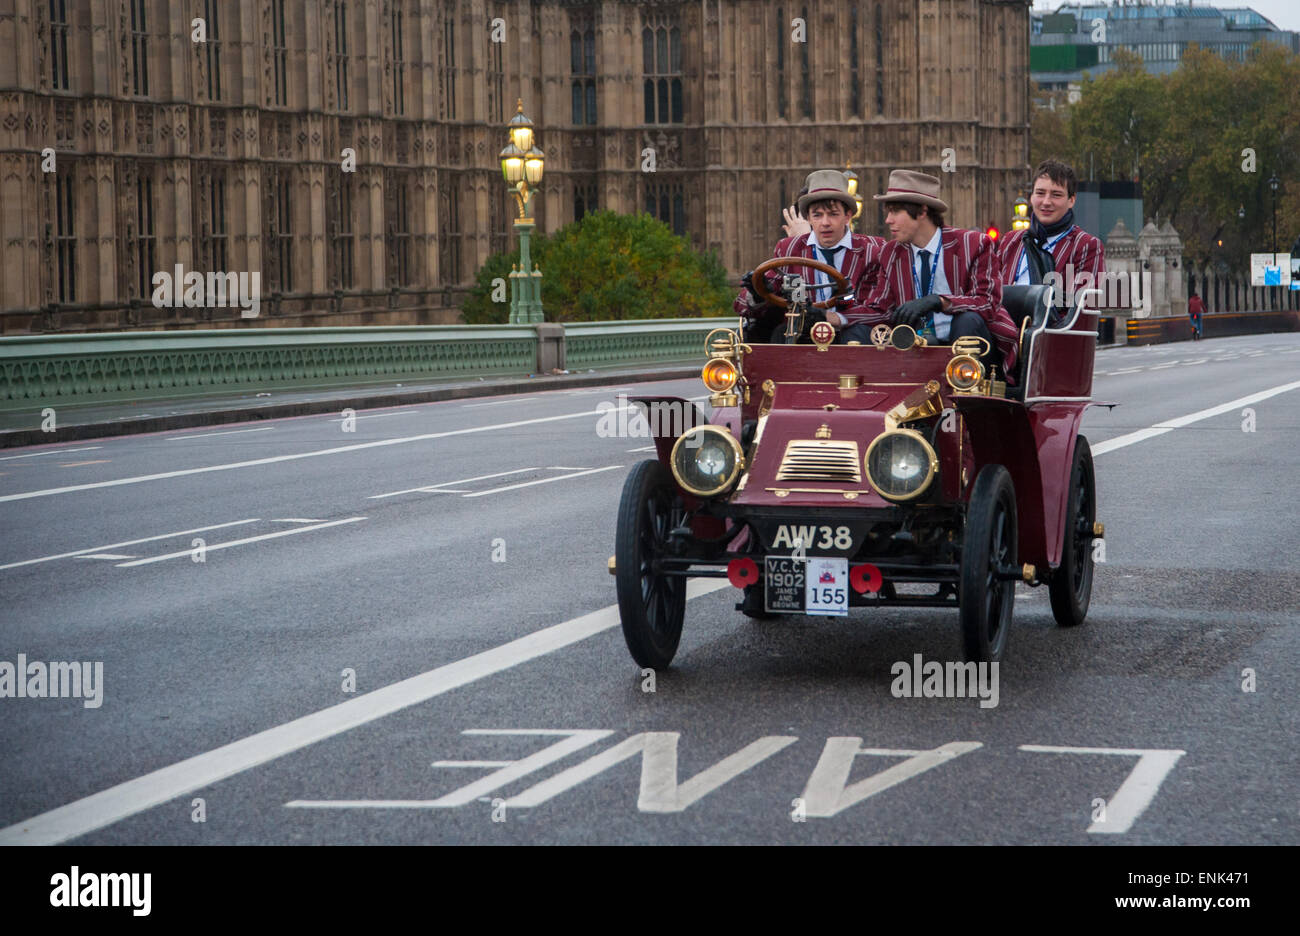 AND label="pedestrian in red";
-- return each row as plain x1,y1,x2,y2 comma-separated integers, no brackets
1187,289,1205,340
